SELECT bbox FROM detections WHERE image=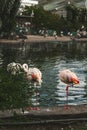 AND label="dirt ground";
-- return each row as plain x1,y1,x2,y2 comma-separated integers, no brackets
0,35,72,44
